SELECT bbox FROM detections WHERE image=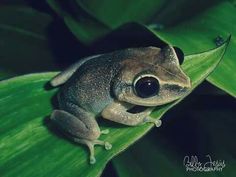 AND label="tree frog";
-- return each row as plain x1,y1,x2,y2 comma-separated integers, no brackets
50,46,191,164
